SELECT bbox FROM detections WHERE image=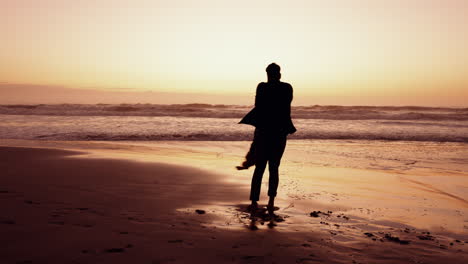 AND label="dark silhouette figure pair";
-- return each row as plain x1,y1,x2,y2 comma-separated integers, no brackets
238,63,296,214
